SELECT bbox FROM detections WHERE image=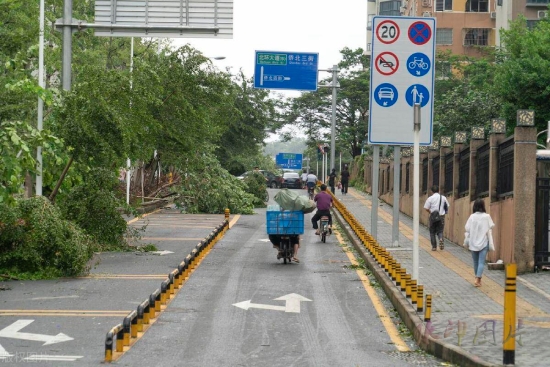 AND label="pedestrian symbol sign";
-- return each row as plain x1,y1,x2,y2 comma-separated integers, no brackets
405,84,430,107
368,16,436,145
